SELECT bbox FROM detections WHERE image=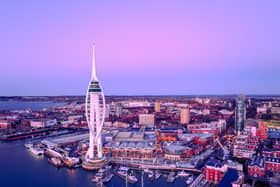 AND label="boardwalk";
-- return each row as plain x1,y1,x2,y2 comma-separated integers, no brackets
110,160,202,173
